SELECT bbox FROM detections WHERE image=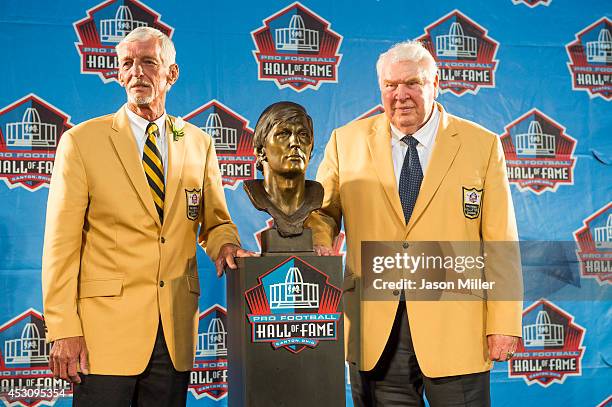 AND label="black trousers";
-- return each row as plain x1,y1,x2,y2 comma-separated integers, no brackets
350,302,490,407
73,321,190,407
